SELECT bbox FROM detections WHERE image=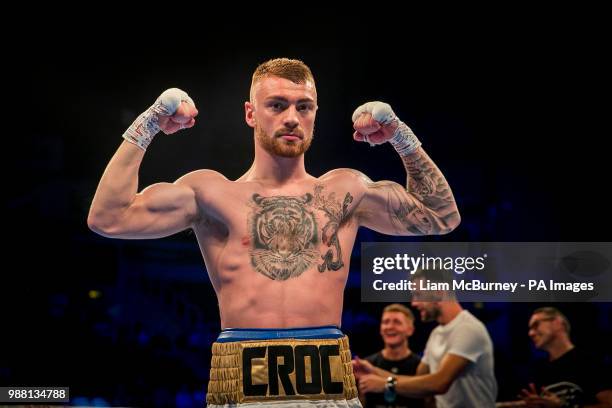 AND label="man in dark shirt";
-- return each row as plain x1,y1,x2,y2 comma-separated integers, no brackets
520,307,612,408
362,304,425,408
